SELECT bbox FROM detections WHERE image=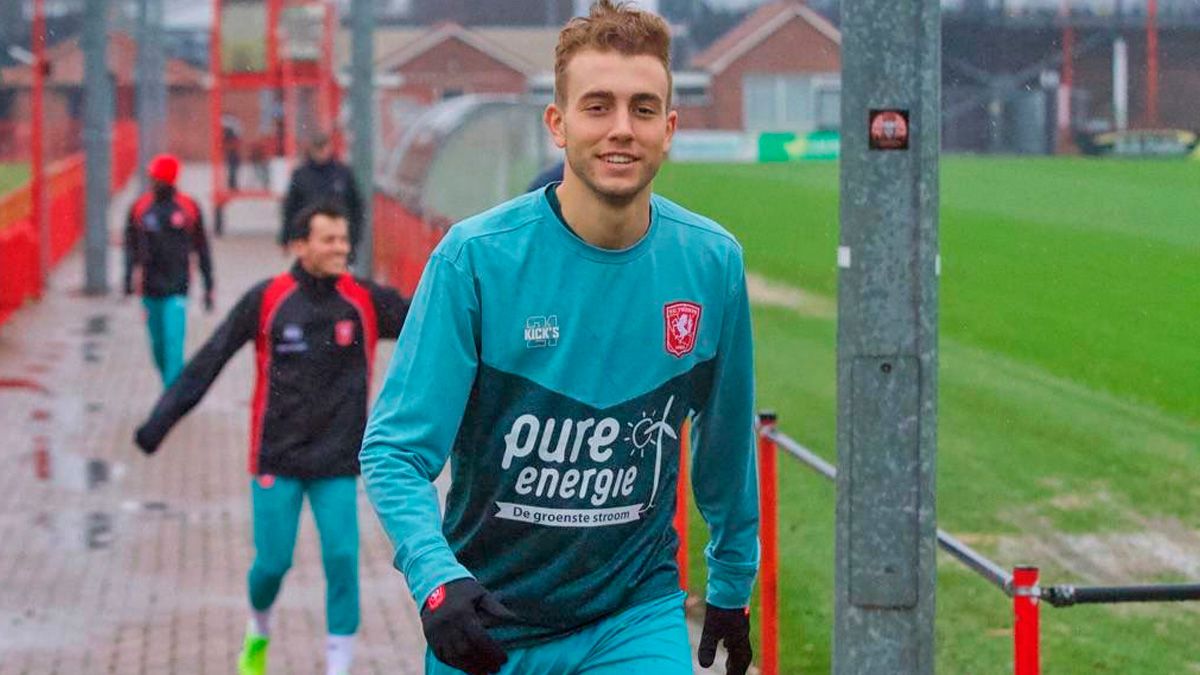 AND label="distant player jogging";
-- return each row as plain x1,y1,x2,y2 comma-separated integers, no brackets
360,3,759,674
135,203,408,675
124,153,214,386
